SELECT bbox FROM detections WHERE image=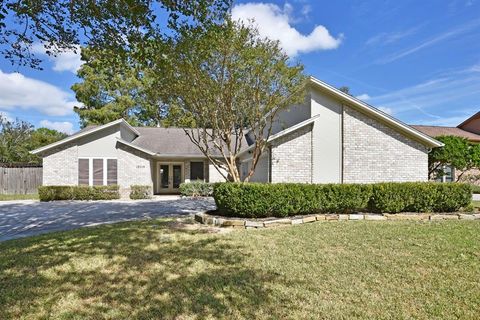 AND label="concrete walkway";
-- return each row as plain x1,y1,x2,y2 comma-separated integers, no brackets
0,197,215,242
